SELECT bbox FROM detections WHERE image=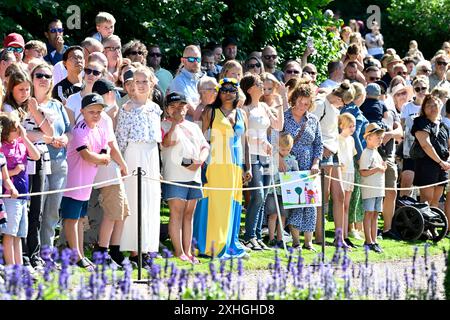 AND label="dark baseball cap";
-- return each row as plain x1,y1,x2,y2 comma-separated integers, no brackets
81,93,108,109
123,69,134,82
165,92,187,106
92,78,118,95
